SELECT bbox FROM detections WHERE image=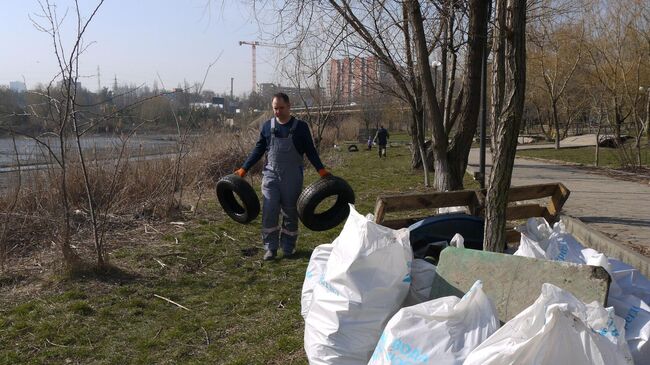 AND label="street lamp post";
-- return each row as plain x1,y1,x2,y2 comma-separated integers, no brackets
640,86,650,144
431,60,441,100
478,31,489,189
